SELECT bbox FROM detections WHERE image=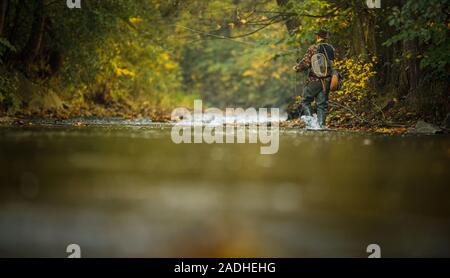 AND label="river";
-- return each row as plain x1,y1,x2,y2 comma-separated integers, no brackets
0,118,449,257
